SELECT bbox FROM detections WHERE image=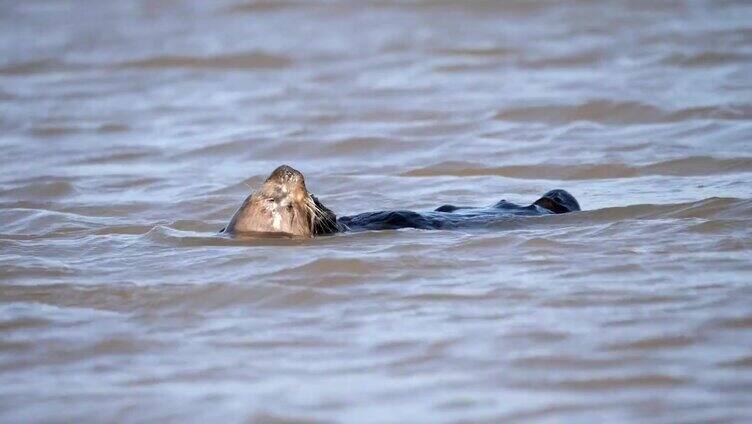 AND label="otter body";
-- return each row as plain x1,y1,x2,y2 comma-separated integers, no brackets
222,165,580,238
339,190,579,232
